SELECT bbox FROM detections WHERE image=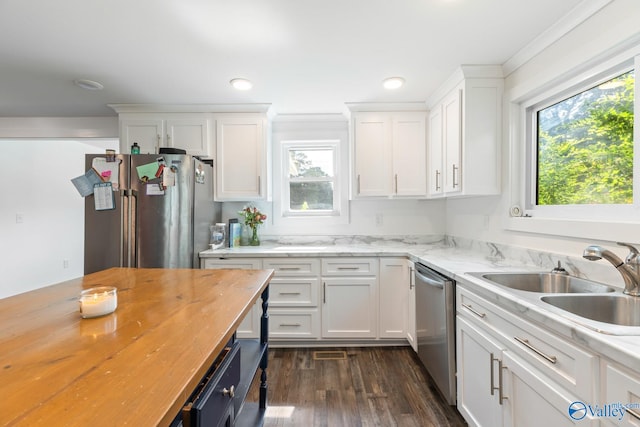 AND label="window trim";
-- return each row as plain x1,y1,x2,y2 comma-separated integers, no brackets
521,57,639,221
281,140,340,218
506,47,640,241
271,118,350,228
